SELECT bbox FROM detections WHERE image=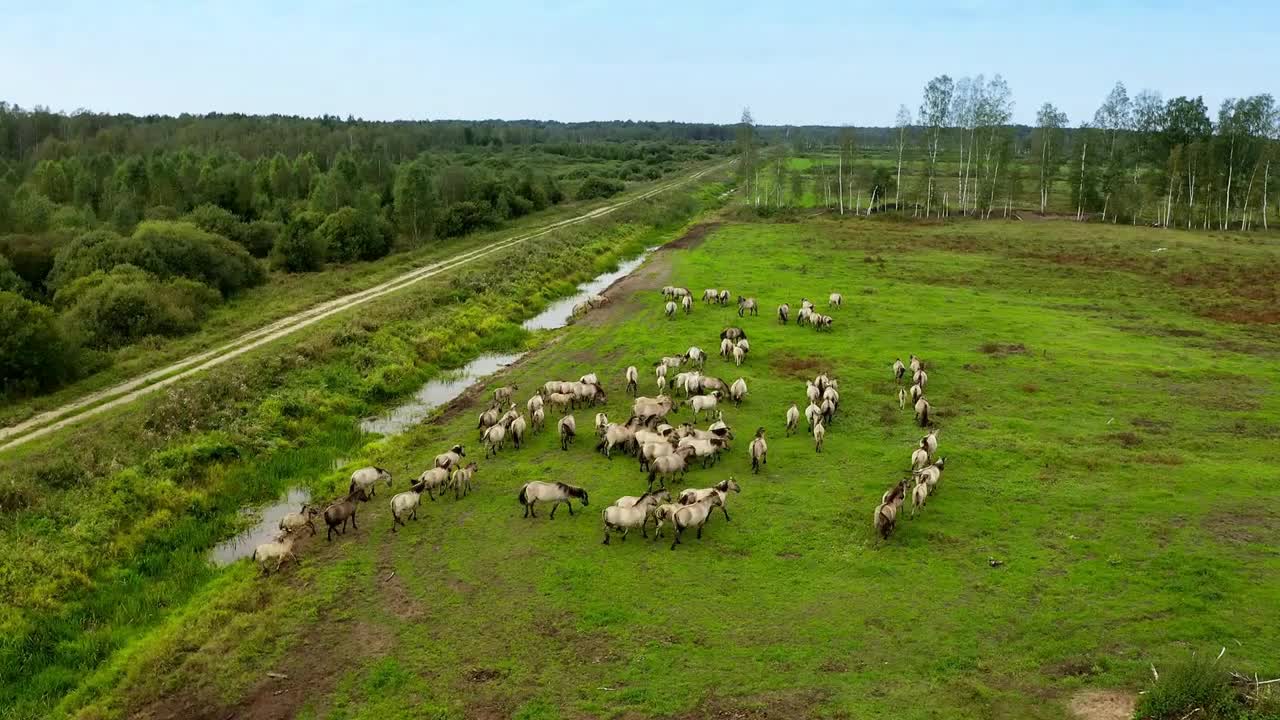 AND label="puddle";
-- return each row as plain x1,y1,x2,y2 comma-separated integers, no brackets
522,248,656,331
209,487,312,566
358,352,526,436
